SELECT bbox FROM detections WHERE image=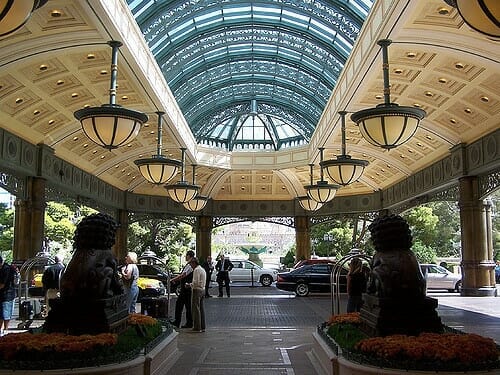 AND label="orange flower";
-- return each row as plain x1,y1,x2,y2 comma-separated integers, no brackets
0,332,118,360
328,312,361,326
128,313,158,326
355,332,498,365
